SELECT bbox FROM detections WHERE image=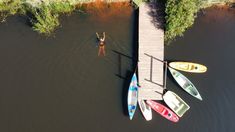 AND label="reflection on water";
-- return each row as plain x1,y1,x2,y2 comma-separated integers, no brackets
83,1,132,22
